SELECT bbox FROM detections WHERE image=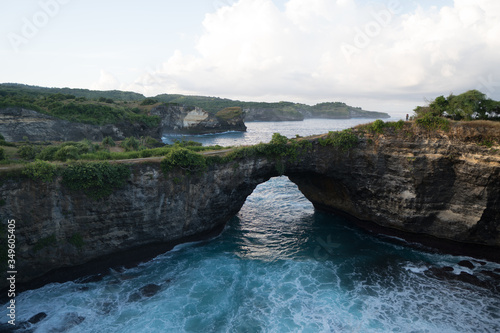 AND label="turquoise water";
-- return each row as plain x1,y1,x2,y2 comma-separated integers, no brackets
5,119,500,332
